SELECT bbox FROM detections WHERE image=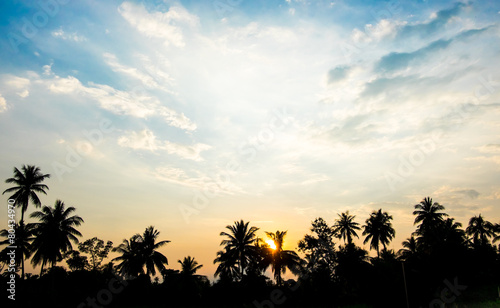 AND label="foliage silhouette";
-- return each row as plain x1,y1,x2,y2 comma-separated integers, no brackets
29,200,83,274
2,165,50,223
332,211,361,245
